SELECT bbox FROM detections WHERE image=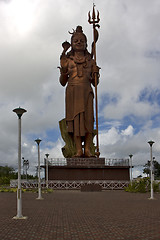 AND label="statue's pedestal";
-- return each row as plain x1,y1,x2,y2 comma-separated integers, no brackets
42,157,130,190
48,158,130,181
